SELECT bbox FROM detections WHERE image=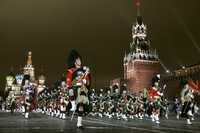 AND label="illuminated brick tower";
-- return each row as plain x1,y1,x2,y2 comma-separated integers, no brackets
23,51,35,81
123,0,160,94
